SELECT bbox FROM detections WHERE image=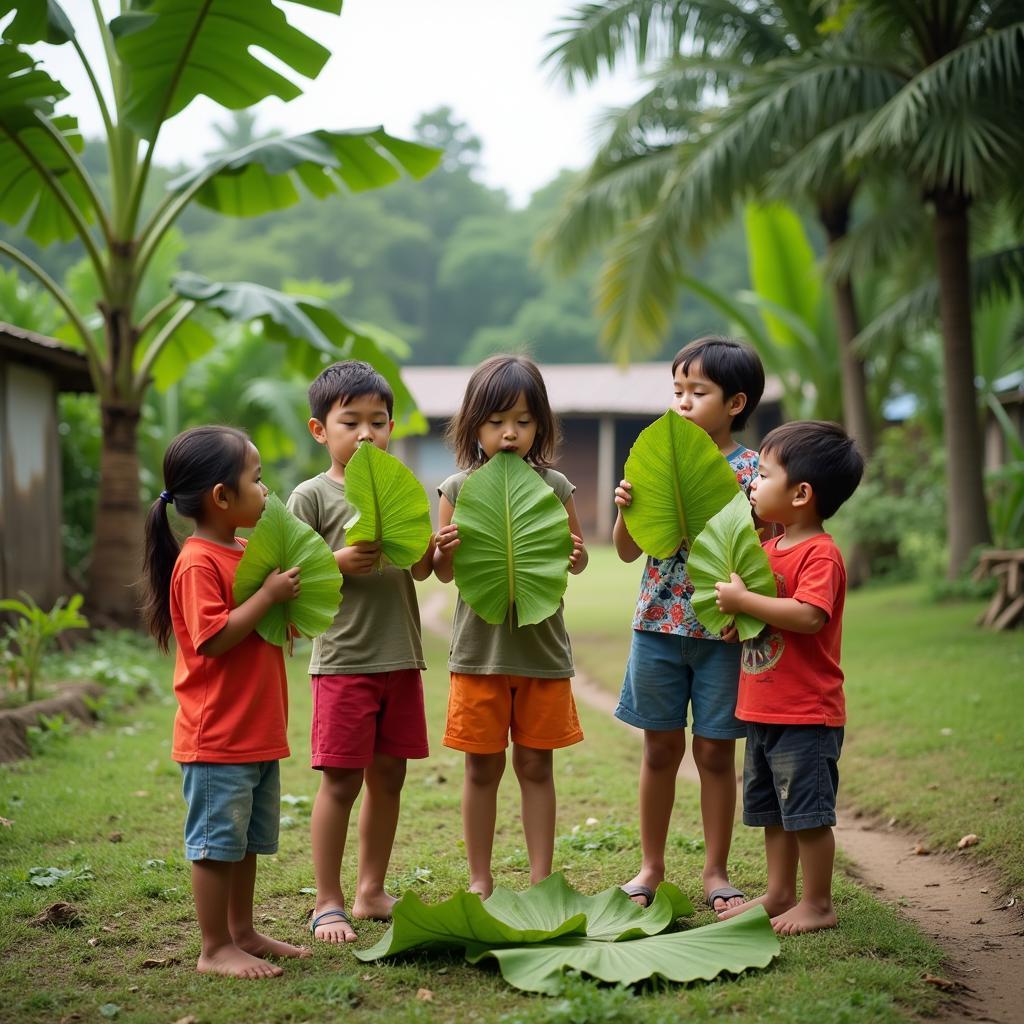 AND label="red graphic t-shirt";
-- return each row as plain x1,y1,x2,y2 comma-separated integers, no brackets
736,533,847,726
